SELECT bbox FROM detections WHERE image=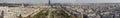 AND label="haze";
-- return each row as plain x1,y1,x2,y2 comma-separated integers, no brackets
1,0,120,3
